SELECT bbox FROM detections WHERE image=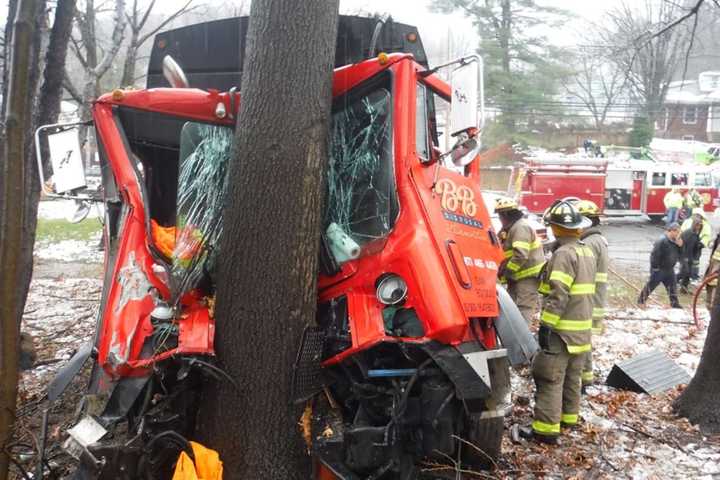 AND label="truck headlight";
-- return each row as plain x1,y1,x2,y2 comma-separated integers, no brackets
376,274,408,305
